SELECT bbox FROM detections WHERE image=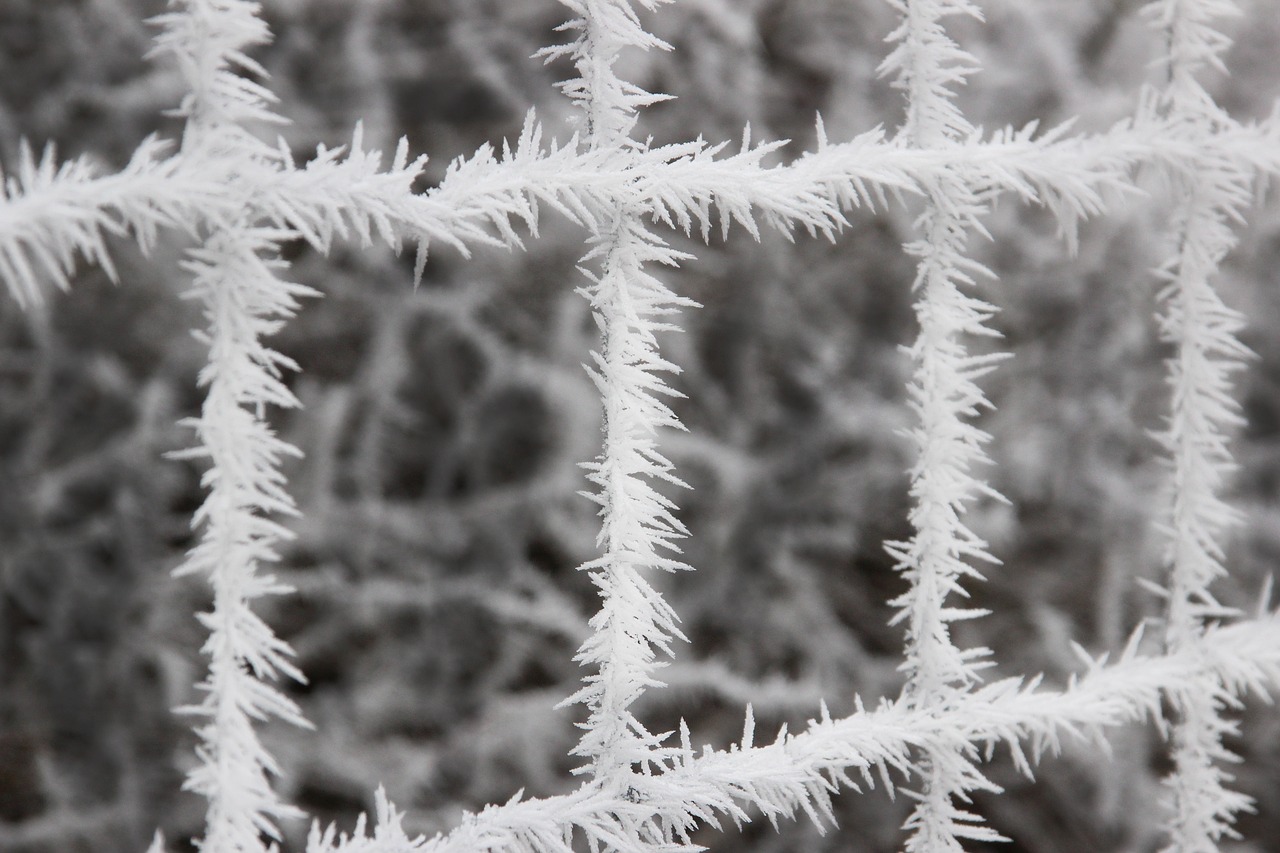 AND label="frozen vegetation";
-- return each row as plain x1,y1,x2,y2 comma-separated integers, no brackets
3,1,1280,852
